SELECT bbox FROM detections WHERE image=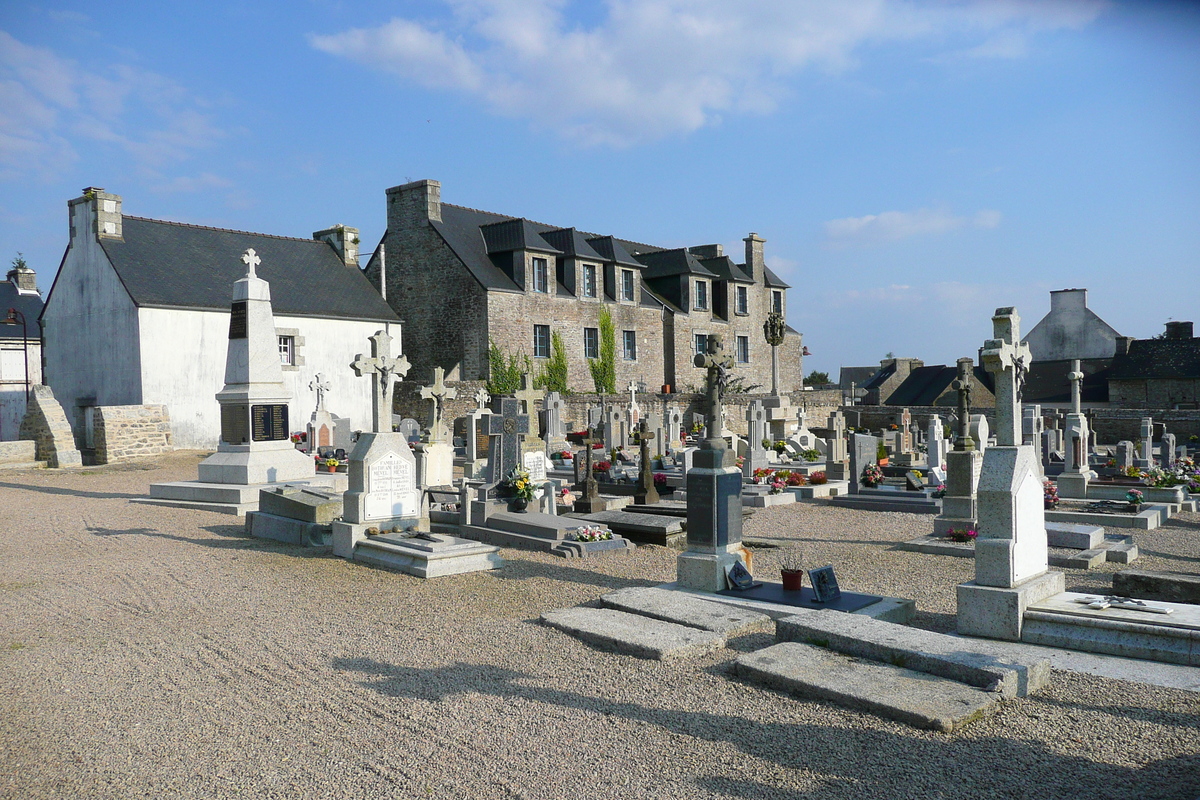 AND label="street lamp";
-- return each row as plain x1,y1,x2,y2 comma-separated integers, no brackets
2,308,29,405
